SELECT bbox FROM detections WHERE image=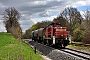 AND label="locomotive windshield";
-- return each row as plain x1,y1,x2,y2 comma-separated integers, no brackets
48,25,53,28
48,22,61,27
